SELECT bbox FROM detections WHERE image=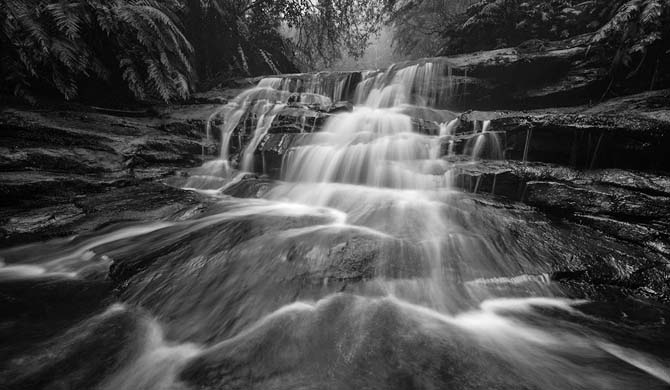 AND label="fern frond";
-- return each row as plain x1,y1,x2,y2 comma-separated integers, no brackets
46,2,81,39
